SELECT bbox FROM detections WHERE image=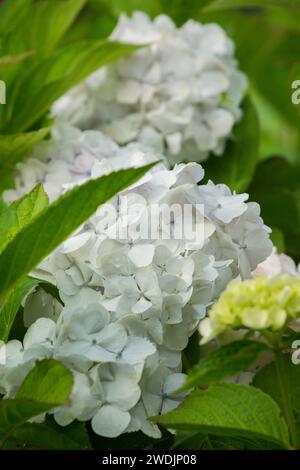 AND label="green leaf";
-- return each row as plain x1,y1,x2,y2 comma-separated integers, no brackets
0,0,33,34
174,430,286,450
16,358,73,402
0,182,48,356
0,184,49,253
253,354,300,447
0,0,85,60
0,1,87,129
0,163,155,301
0,199,16,253
183,340,269,391
11,418,91,450
0,128,49,162
153,383,291,449
0,359,73,448
5,40,140,133
0,276,39,342
18,0,86,60
203,98,259,192
0,128,49,190
10,184,49,233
